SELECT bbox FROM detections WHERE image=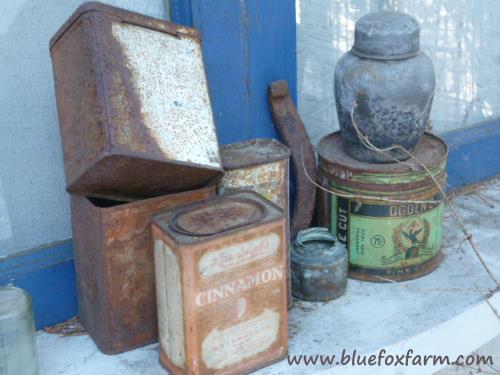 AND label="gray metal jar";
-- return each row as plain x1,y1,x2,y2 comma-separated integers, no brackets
291,227,348,302
334,11,435,163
